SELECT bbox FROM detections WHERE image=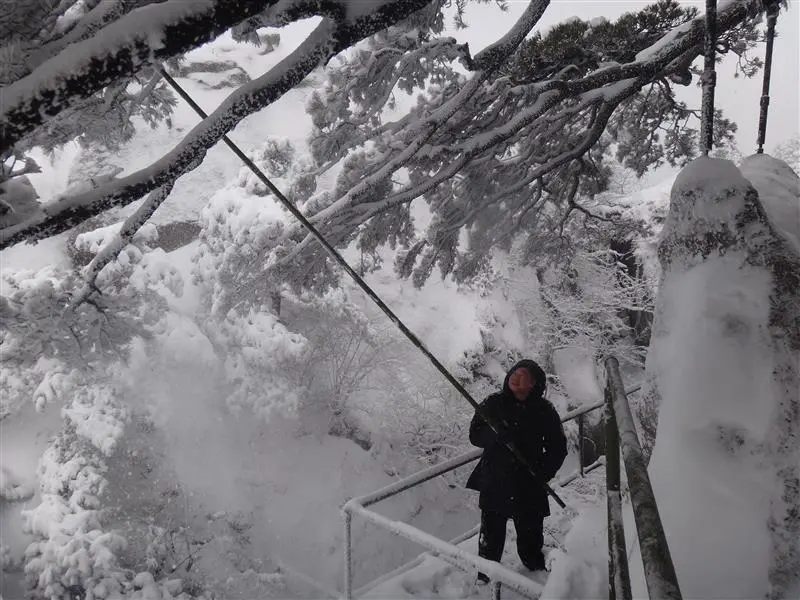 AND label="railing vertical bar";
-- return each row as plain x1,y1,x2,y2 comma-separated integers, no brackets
344,510,354,600
491,580,502,600
606,357,682,600
578,413,585,477
606,385,631,600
